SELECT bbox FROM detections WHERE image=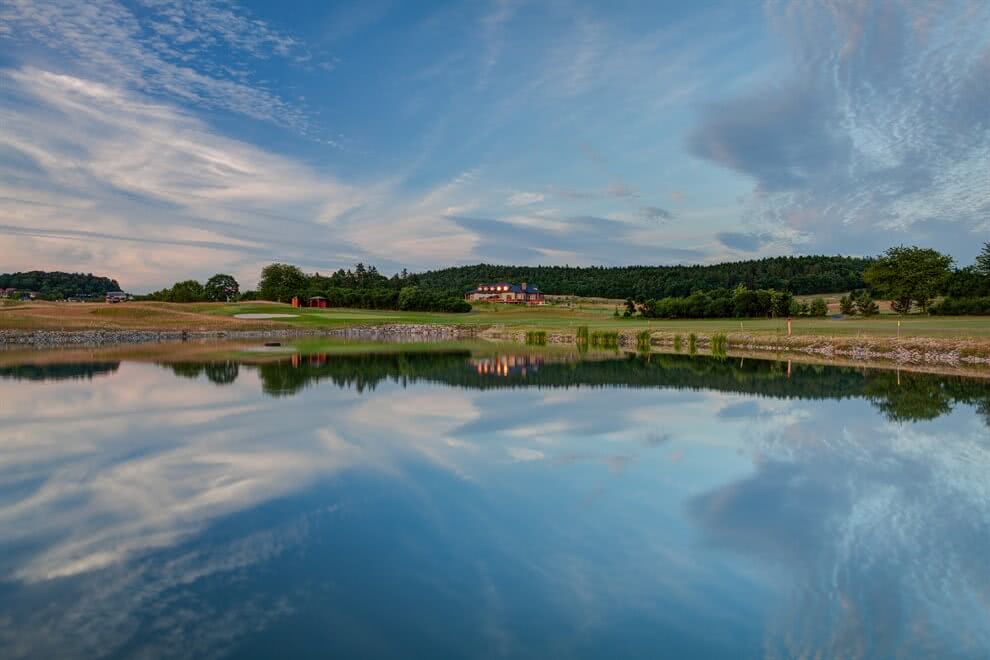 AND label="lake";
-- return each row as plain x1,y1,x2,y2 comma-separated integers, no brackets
1,342,988,659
